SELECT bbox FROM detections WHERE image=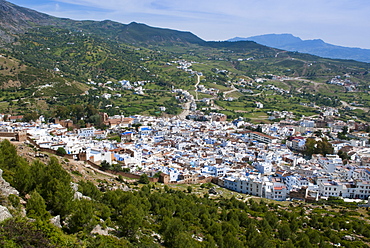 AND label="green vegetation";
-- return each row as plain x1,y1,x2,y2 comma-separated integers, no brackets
304,138,334,157
1,139,370,247
56,147,67,156
0,18,369,122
